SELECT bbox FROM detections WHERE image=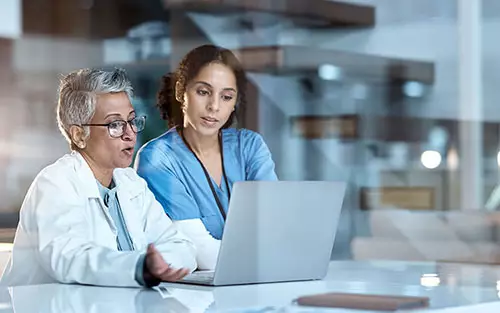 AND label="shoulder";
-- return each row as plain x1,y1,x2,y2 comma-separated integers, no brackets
135,128,179,168
222,128,265,146
19,153,87,227
240,128,265,143
137,127,178,156
33,152,81,189
23,152,84,206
